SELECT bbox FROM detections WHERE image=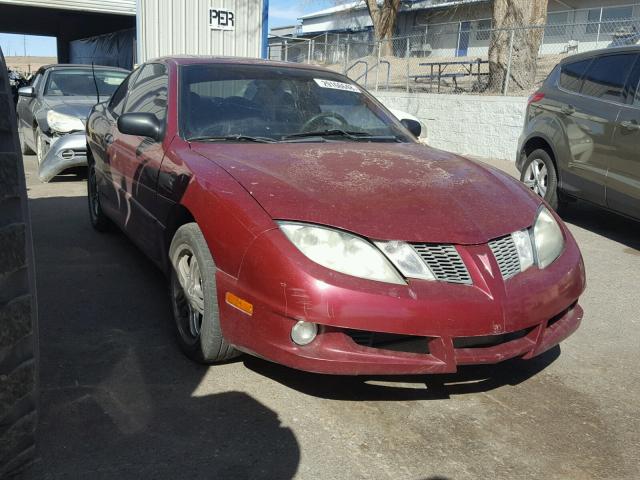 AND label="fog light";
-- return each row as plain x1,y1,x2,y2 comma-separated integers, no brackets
291,321,317,346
